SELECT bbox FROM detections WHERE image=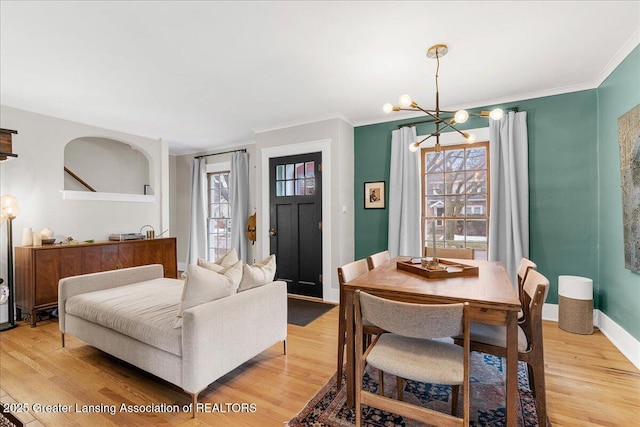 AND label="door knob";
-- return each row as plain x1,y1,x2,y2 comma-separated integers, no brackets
269,228,277,237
